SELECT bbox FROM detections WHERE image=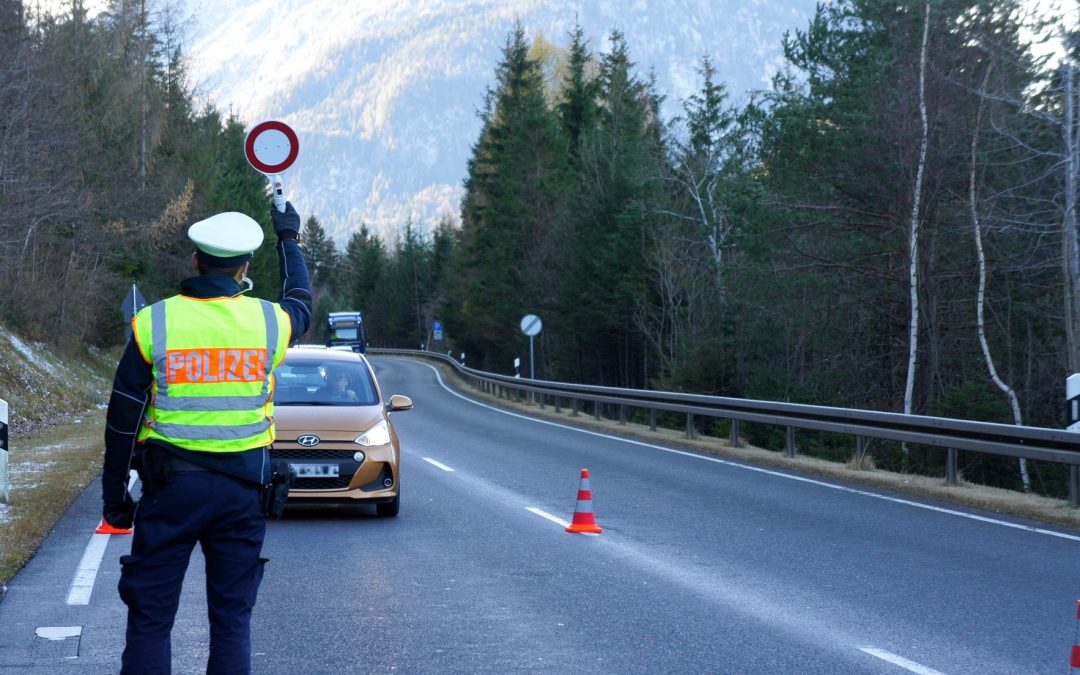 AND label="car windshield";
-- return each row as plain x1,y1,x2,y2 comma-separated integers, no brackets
332,327,358,340
274,359,378,406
